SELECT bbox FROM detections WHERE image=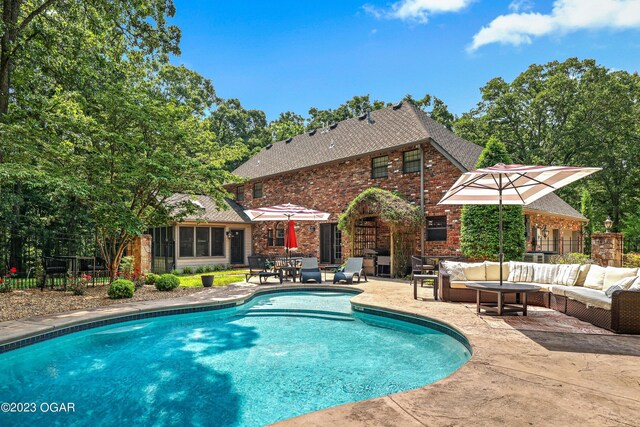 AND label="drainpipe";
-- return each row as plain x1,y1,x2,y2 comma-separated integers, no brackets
419,144,425,260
